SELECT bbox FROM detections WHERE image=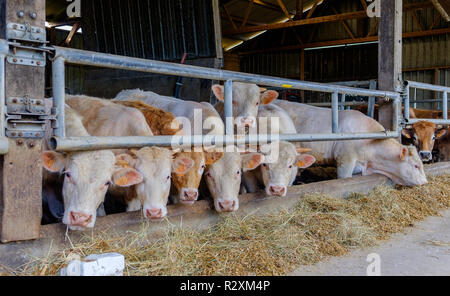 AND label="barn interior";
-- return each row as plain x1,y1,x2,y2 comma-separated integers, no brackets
0,0,448,244
45,0,450,108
